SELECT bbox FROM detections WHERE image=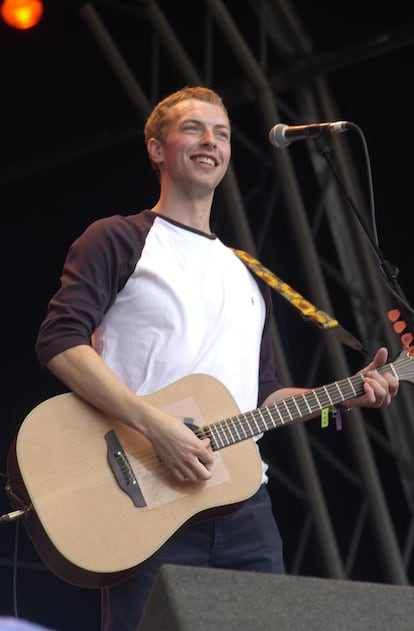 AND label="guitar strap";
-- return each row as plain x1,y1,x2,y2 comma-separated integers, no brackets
232,248,365,353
